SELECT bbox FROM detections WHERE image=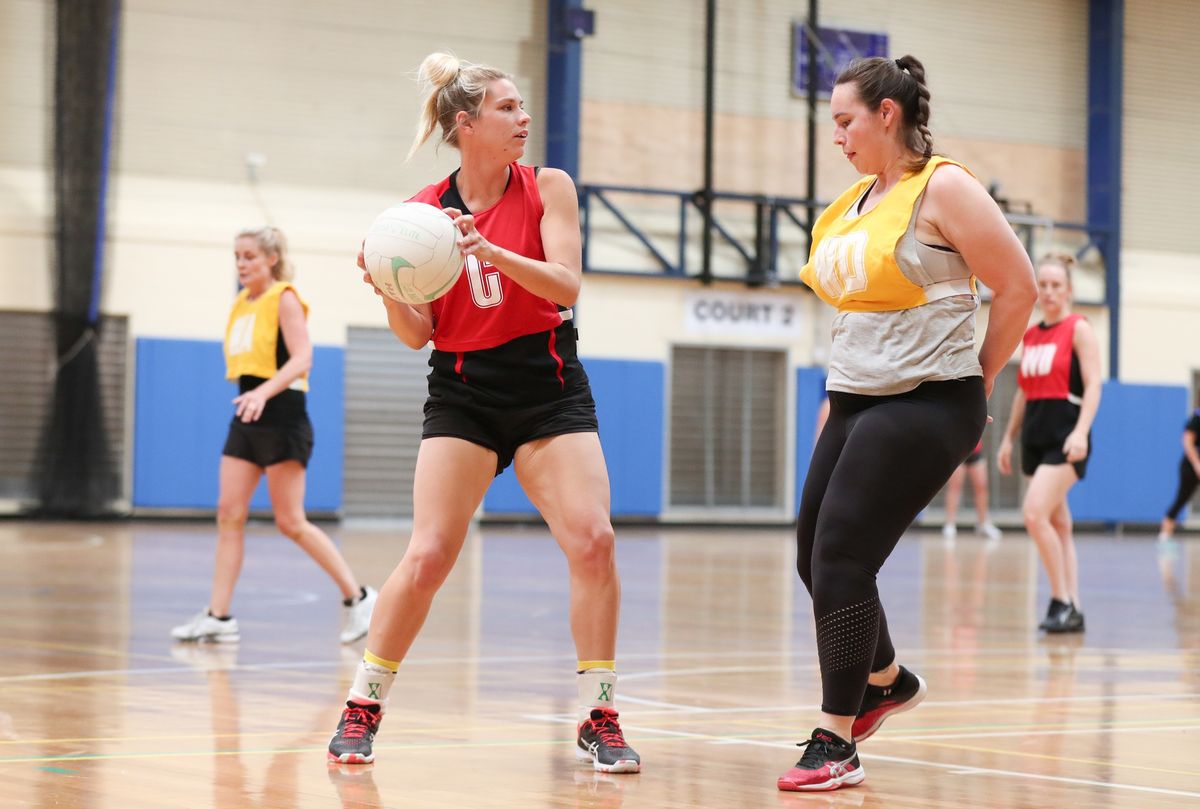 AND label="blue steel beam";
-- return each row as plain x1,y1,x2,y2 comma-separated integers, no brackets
546,0,586,181
1088,0,1123,378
